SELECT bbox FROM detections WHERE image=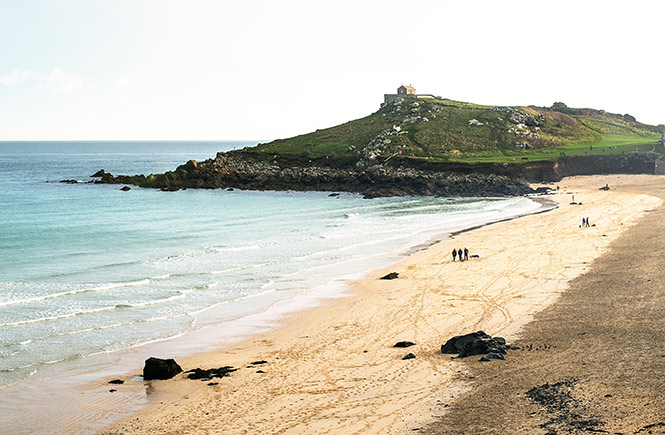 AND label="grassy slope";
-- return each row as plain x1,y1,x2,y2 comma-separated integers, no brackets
247,98,661,164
